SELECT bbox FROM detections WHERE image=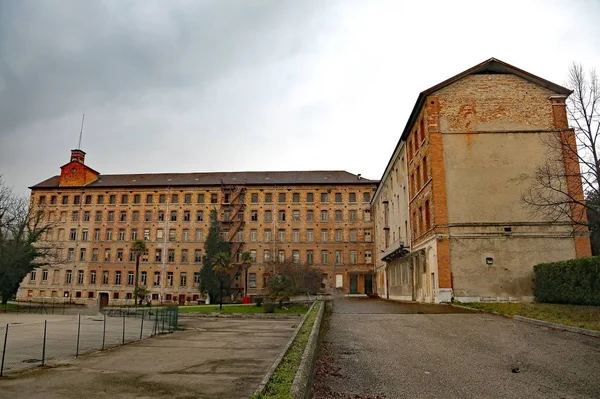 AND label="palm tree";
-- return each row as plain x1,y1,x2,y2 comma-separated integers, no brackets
130,239,147,307
212,251,232,310
240,251,253,297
